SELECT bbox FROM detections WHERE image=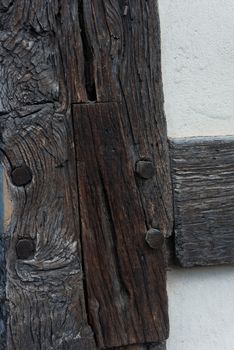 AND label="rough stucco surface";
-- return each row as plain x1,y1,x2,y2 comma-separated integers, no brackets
158,1,234,349
167,267,234,350
159,0,234,138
